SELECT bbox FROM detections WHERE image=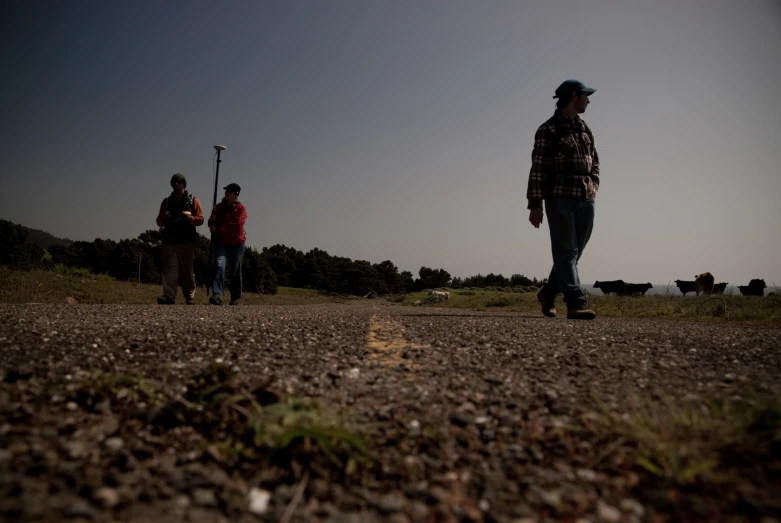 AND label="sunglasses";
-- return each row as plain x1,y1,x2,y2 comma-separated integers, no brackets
171,181,185,186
